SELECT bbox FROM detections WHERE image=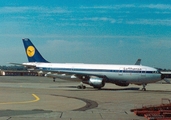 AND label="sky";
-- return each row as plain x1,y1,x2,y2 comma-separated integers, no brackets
0,0,171,69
